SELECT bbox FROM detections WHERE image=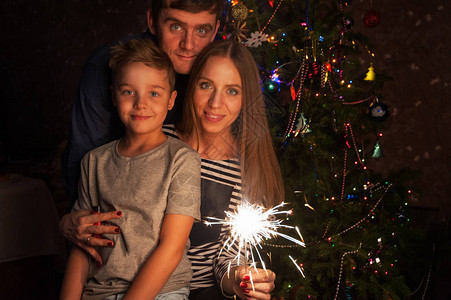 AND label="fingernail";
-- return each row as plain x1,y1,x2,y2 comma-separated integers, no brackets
107,242,114,247
116,211,122,216
242,289,250,294
240,282,247,288
114,227,120,233
243,275,250,281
